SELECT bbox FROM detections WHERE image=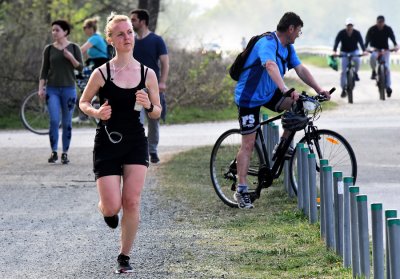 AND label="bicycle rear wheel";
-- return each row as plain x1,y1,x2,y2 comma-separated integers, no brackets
210,129,264,208
20,91,50,135
289,129,357,195
378,66,386,101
